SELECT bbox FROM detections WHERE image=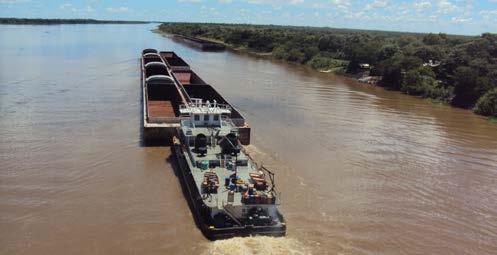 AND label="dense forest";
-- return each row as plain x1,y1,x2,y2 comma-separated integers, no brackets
158,23,497,118
0,18,149,25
